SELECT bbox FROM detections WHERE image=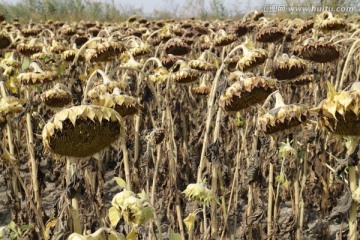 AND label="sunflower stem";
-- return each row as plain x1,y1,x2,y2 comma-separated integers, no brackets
25,88,42,215
119,119,131,191
66,157,82,234
267,162,274,238
274,91,286,109
197,48,226,182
